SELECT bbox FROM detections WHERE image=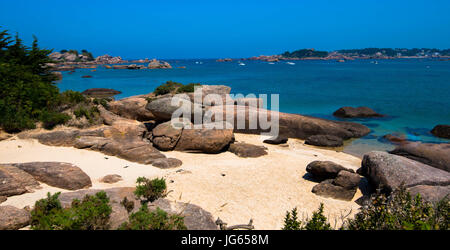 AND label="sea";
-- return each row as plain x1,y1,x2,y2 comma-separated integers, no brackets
57,59,450,157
